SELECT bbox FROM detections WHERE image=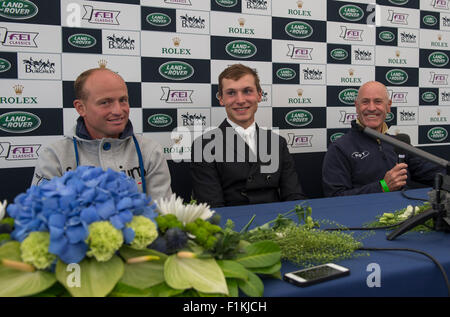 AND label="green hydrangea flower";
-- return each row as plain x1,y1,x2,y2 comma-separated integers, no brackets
126,216,158,250
86,221,123,262
20,232,56,269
